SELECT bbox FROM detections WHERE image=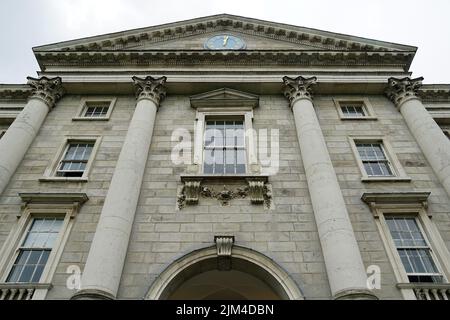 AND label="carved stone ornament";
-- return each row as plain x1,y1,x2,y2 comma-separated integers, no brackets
215,236,234,257
176,177,273,209
26,76,65,109
132,76,167,105
215,235,234,271
385,76,424,107
282,75,317,107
